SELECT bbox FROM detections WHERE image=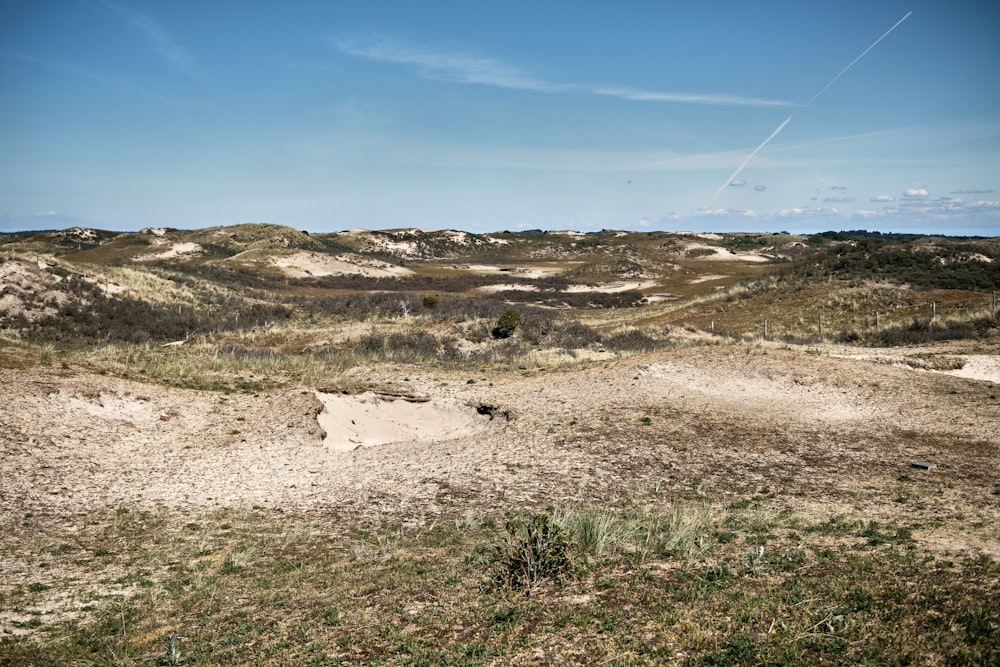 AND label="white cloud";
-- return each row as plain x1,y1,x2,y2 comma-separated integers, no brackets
870,195,895,202
332,35,795,107
902,187,929,199
333,36,554,91
777,206,839,217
